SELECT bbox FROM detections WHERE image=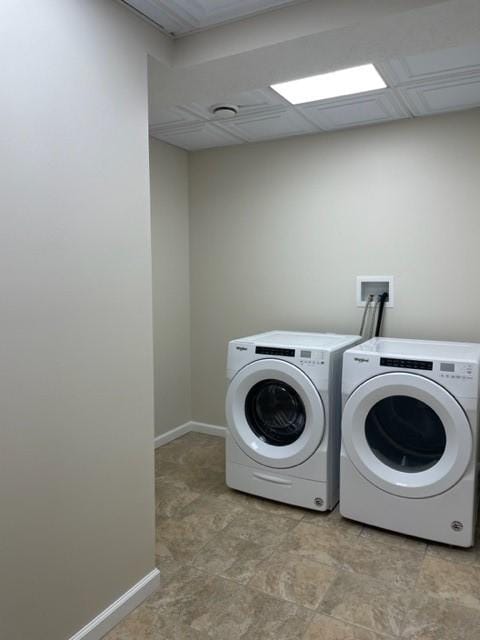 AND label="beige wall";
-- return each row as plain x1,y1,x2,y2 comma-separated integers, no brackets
0,2,169,639
189,109,480,426
150,139,191,436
